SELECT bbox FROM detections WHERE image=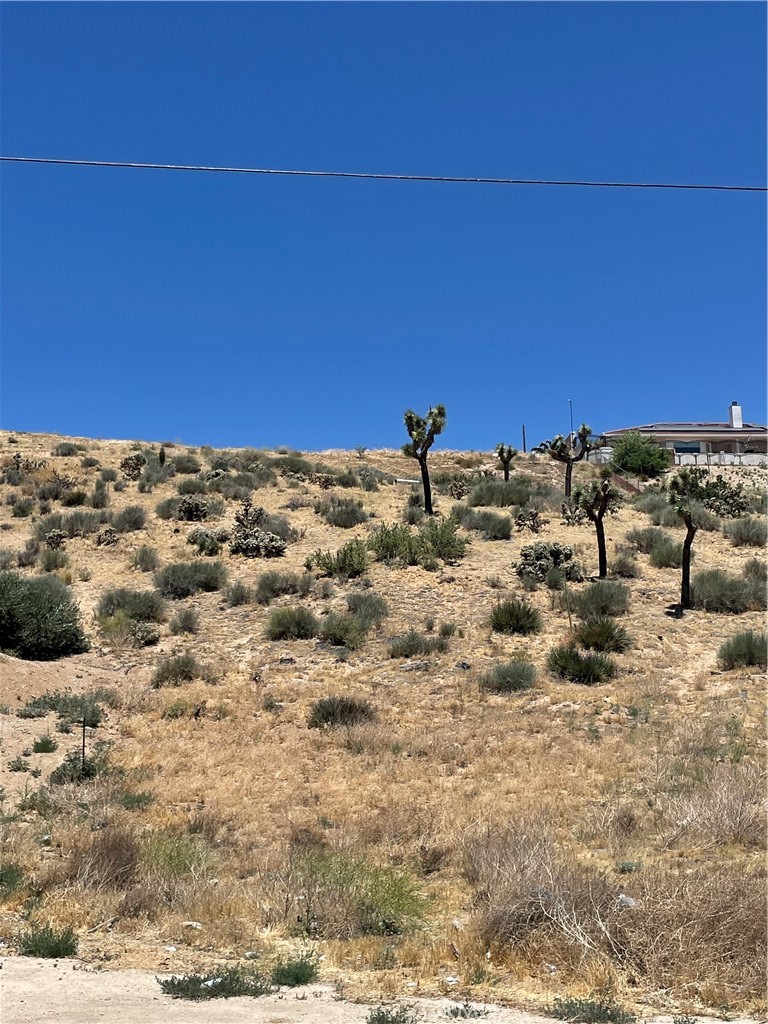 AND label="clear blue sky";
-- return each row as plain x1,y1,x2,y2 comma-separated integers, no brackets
2,2,765,451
